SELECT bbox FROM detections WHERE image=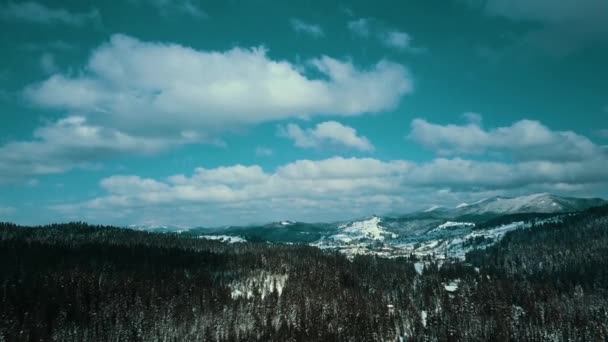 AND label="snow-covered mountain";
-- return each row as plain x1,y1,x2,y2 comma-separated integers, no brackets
323,216,398,244
408,193,605,220
130,193,605,260
450,193,604,216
